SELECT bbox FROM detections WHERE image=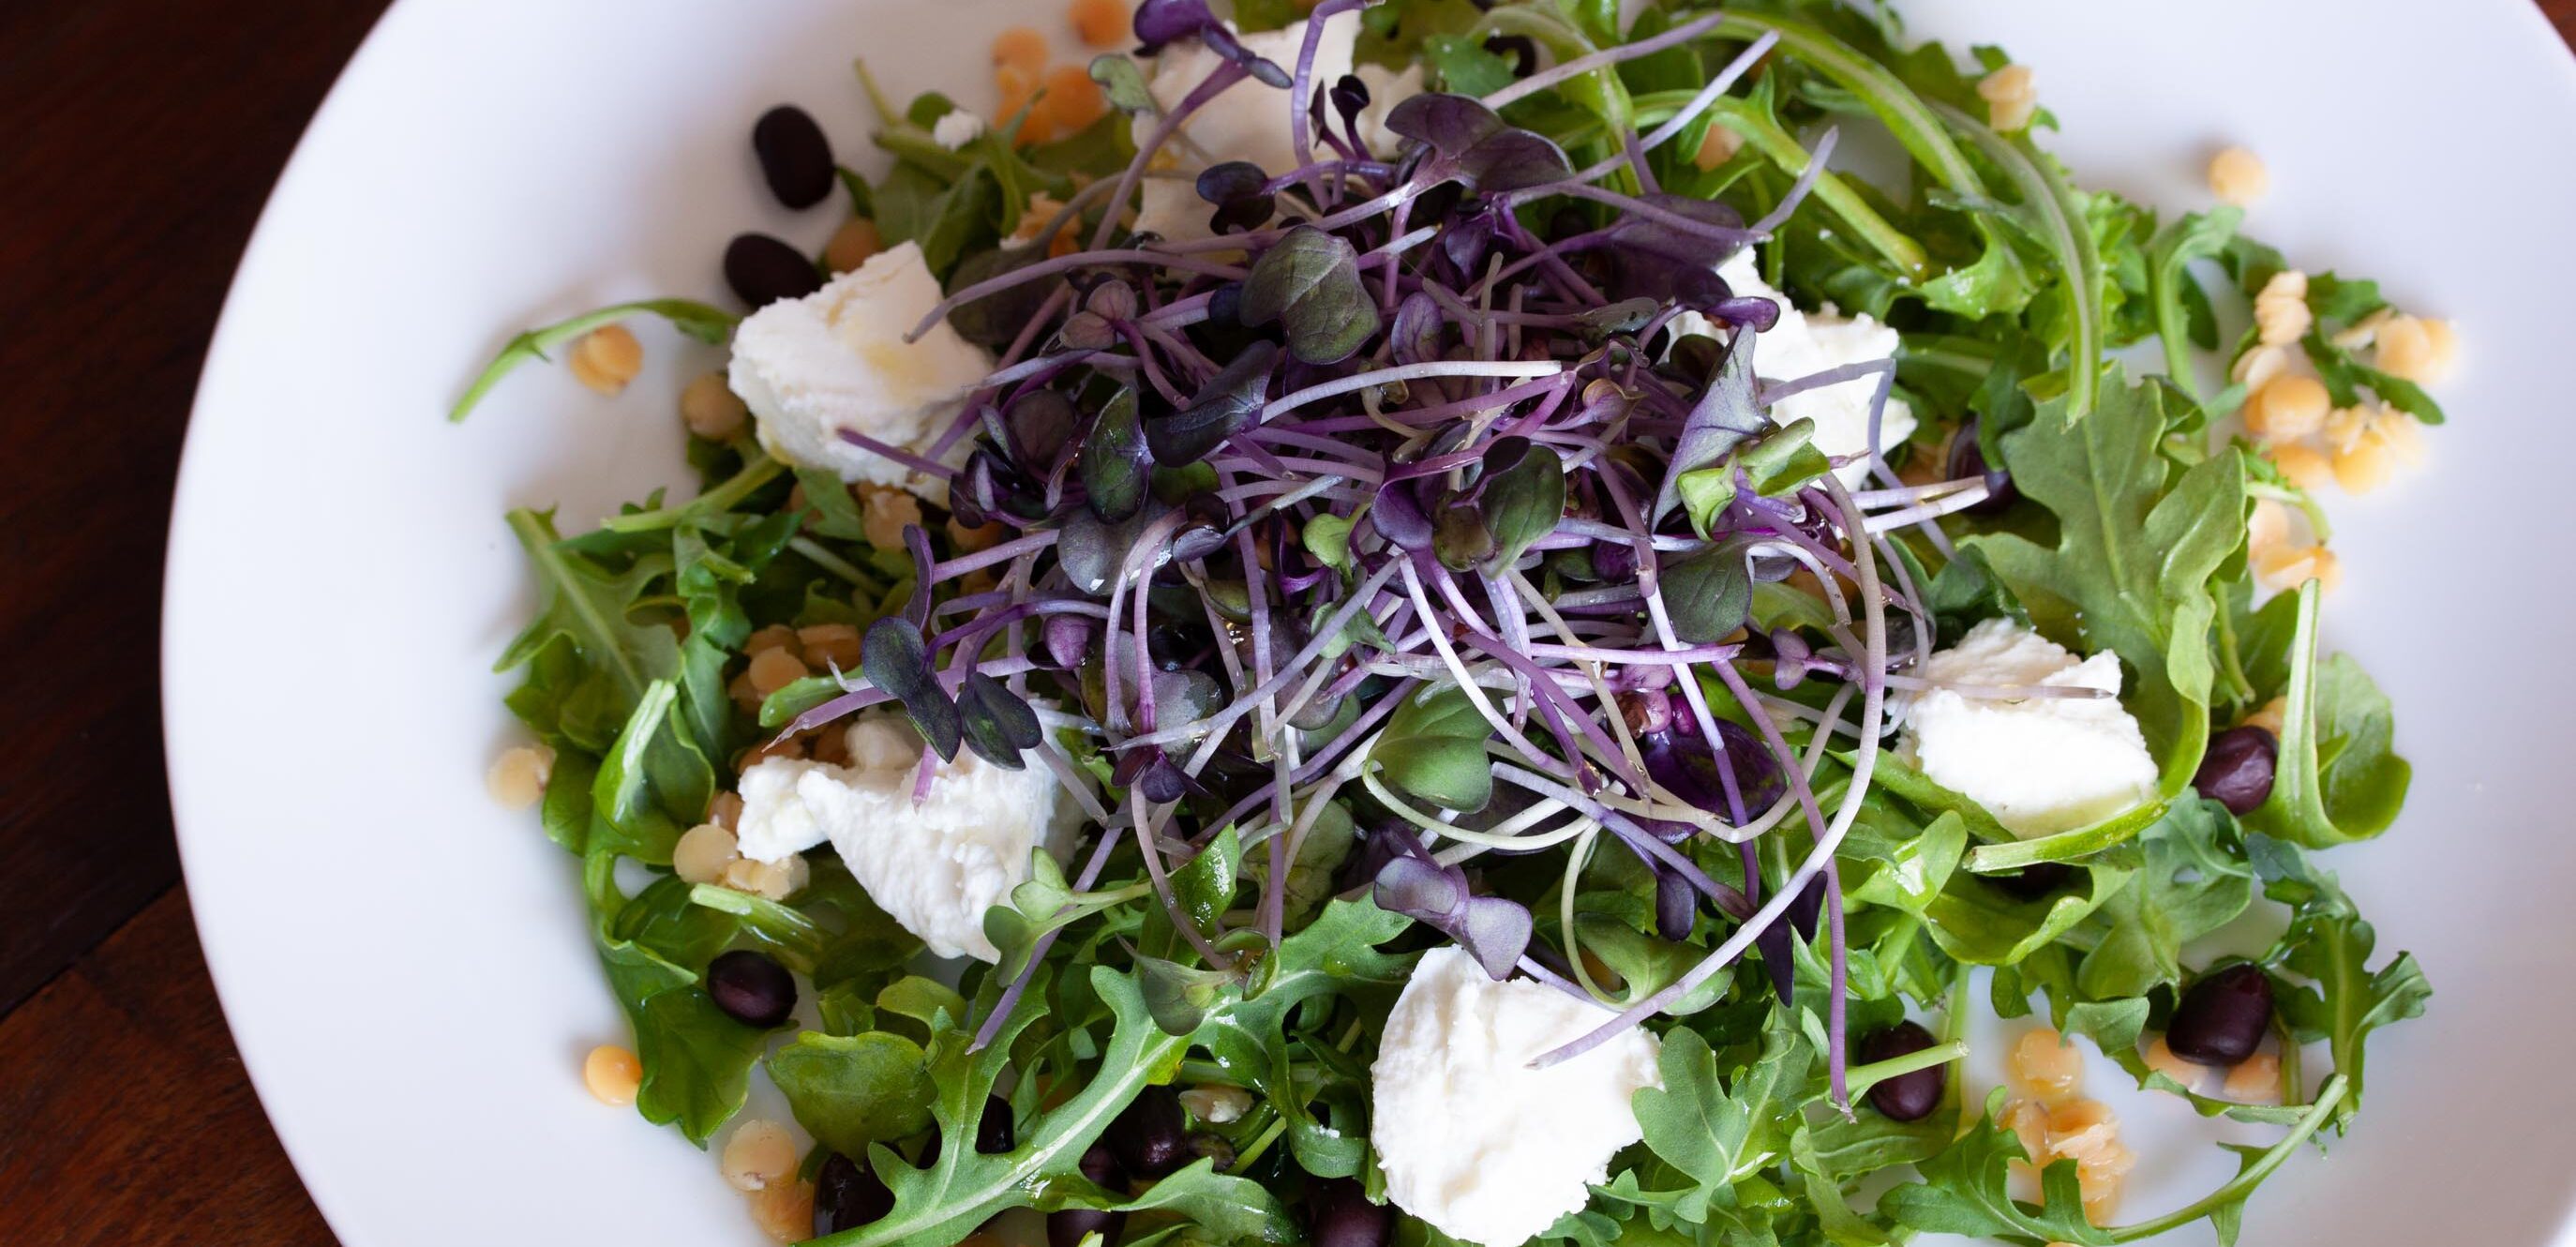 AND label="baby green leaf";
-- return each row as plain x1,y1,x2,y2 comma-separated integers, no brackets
768,1031,937,1158
1477,439,1566,573
1659,537,1759,644
1966,372,2245,795
1082,387,1153,521
1089,53,1157,115
1370,684,1496,813
1239,227,1380,365
2243,581,2410,848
